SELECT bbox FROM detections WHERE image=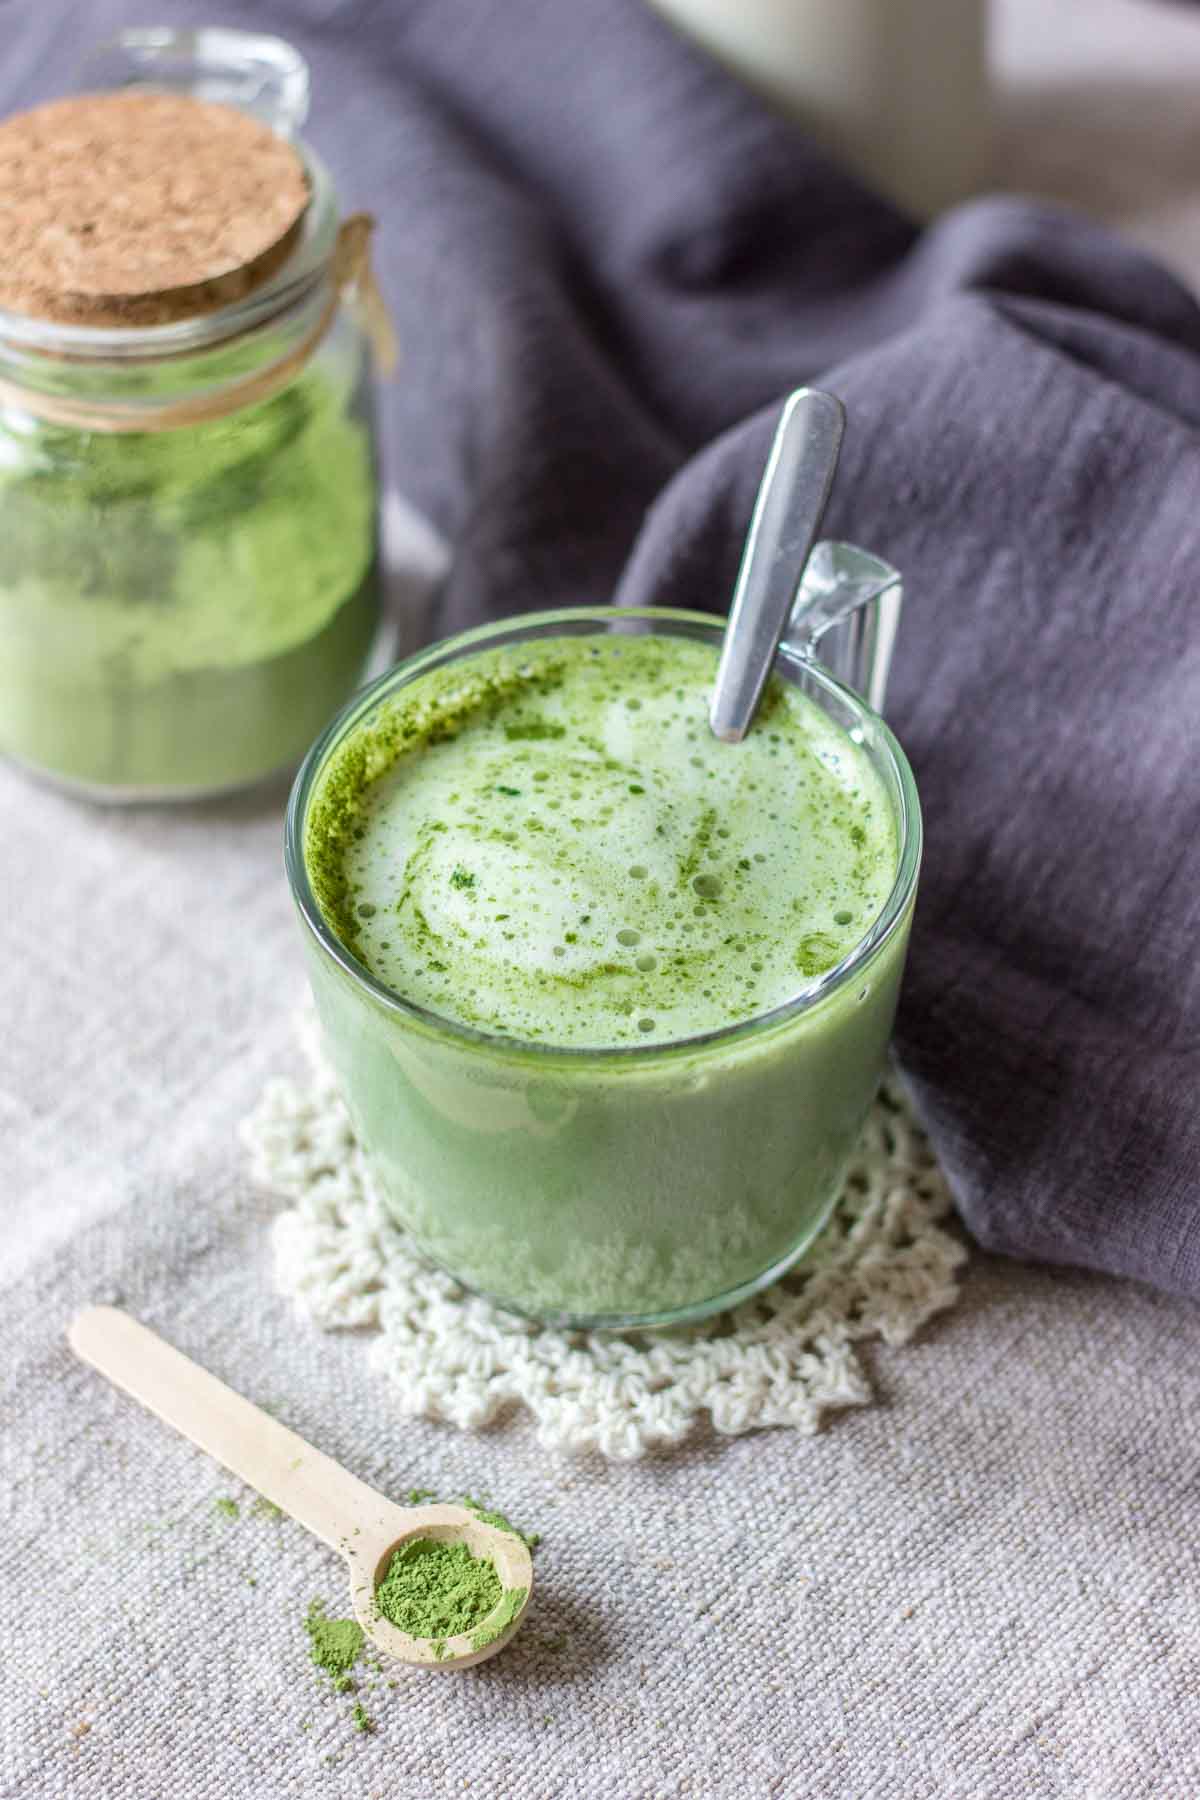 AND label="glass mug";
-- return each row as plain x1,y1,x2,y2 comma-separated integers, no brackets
285,545,920,1329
